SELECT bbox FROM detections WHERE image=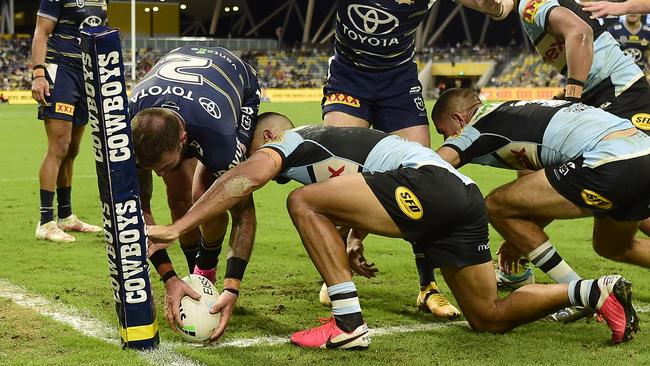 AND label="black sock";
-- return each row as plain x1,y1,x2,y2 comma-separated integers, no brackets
333,313,365,333
39,189,55,224
196,234,224,270
413,243,436,287
56,186,72,219
180,241,200,274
